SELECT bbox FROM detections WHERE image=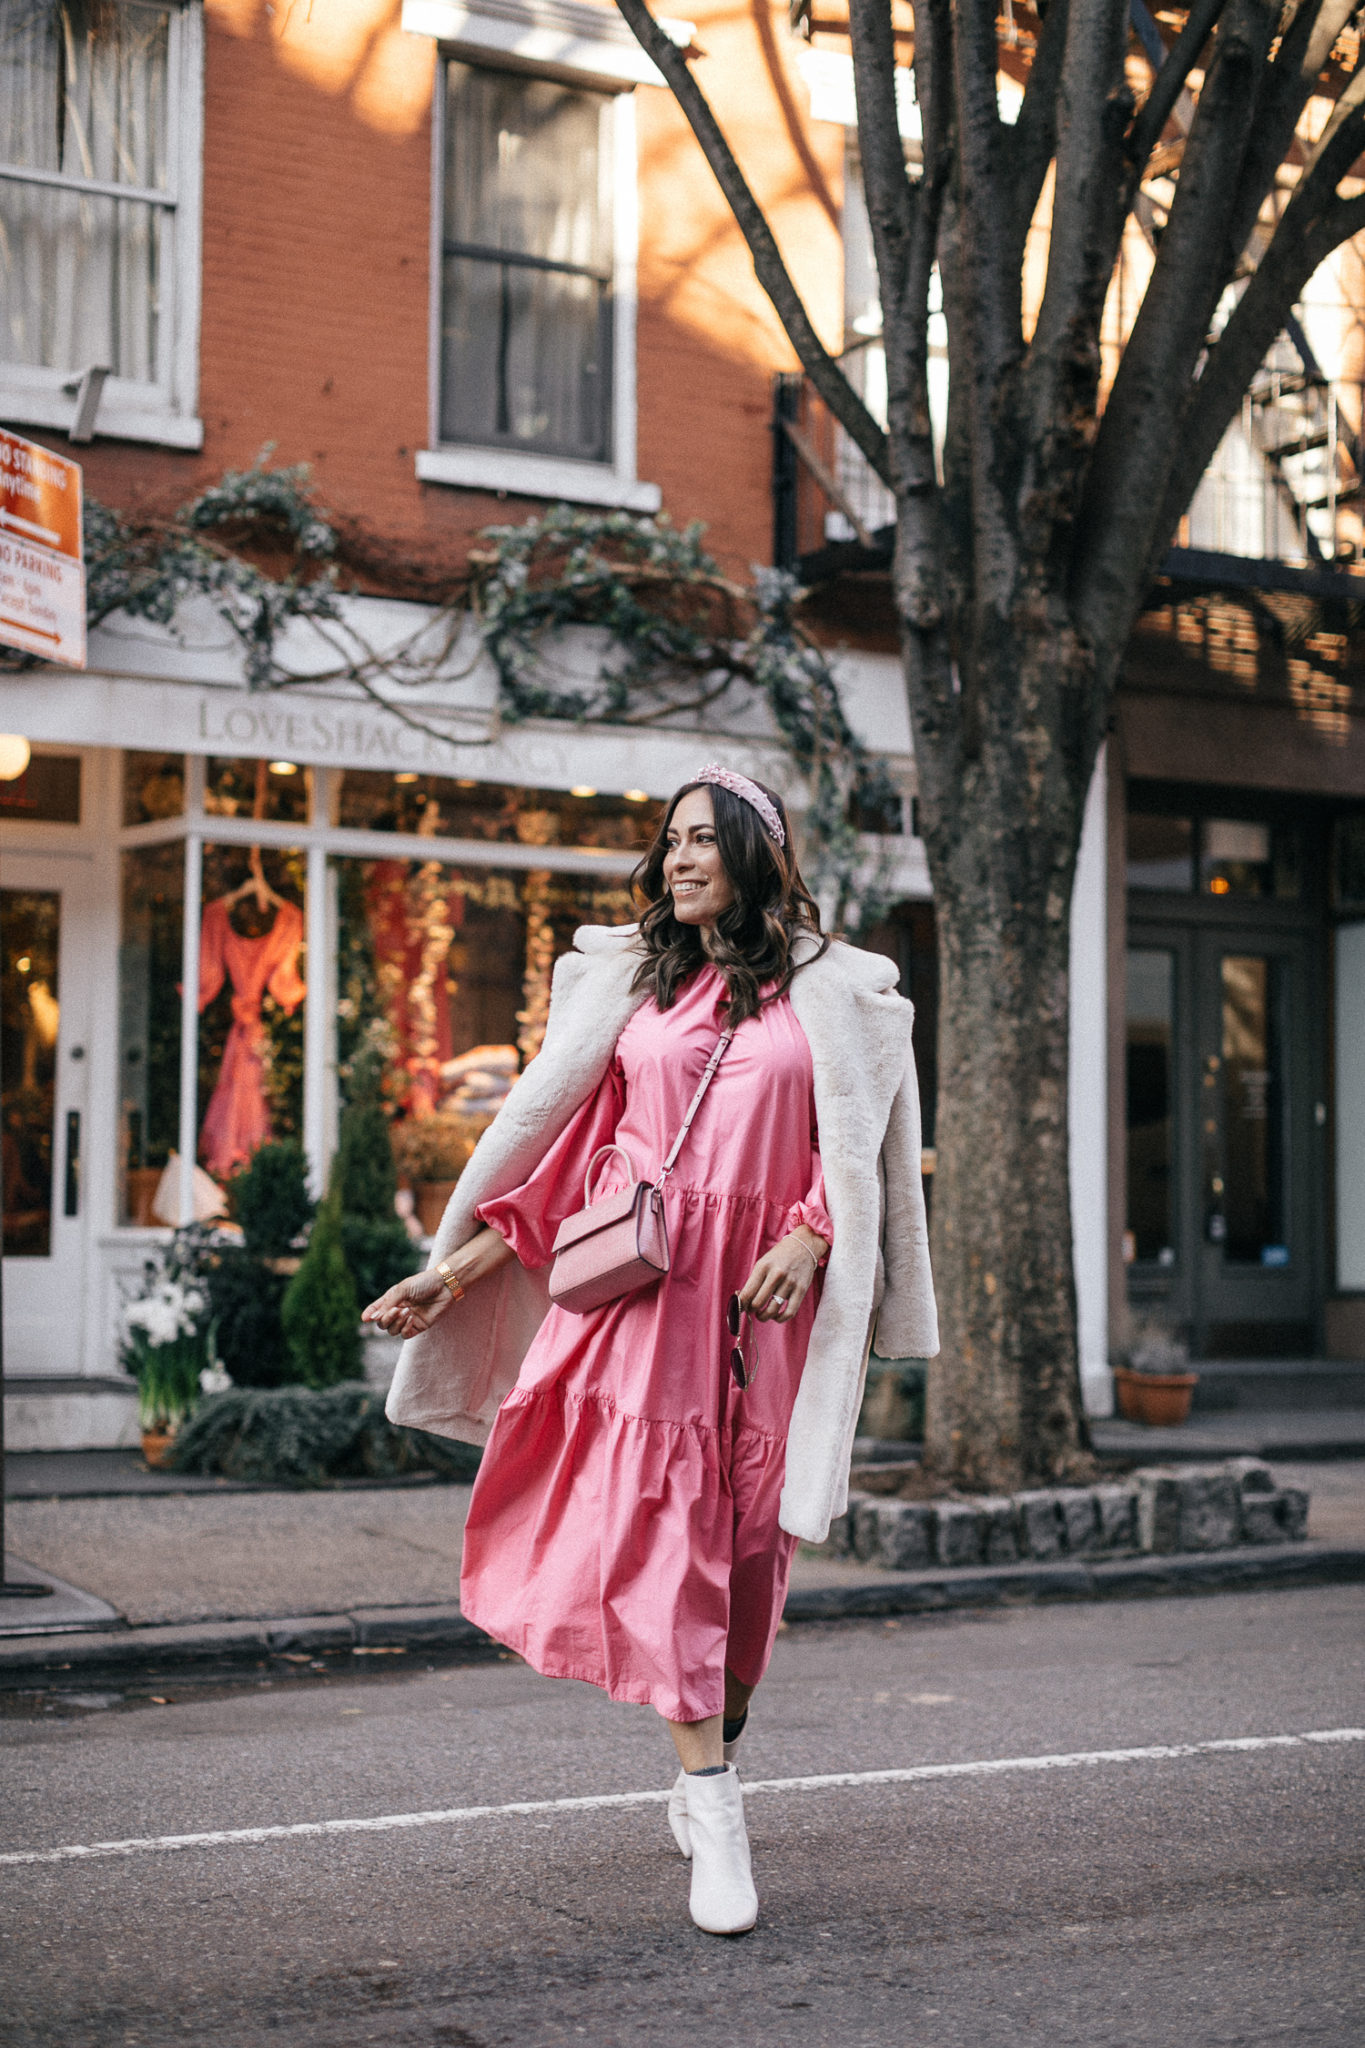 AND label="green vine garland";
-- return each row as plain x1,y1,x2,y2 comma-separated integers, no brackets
8,454,901,929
